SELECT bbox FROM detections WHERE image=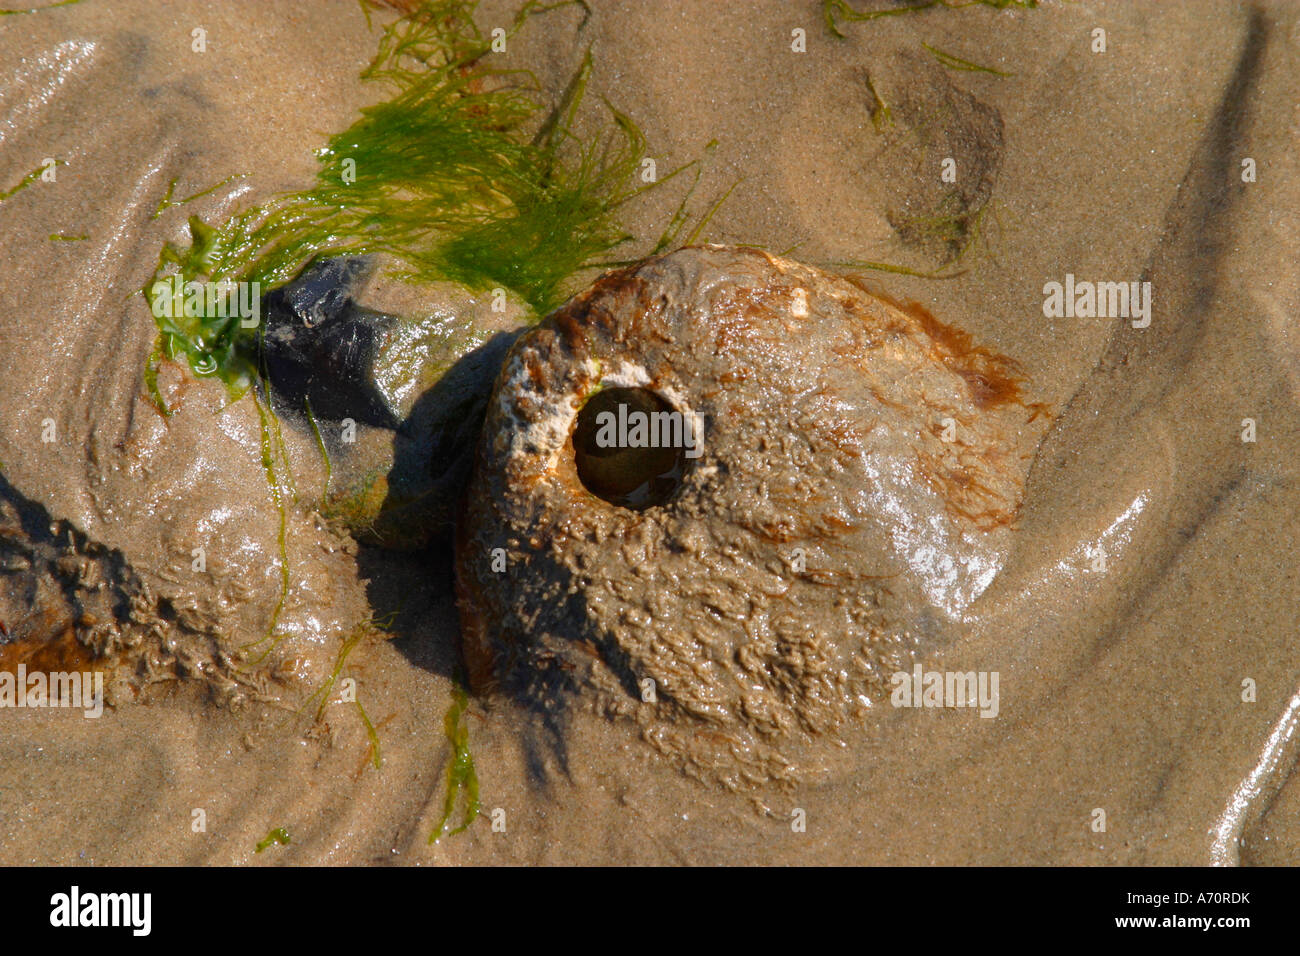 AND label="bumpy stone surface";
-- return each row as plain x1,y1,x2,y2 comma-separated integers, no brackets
456,246,1044,787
